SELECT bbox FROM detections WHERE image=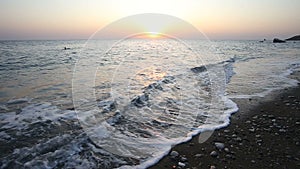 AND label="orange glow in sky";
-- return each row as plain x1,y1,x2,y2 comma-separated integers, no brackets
146,32,162,39
0,0,299,40
134,32,164,39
